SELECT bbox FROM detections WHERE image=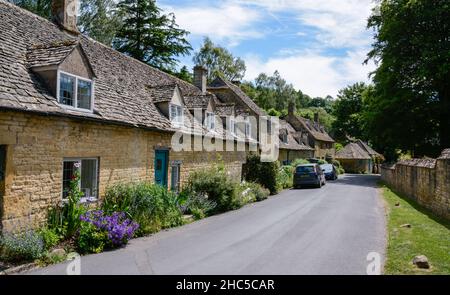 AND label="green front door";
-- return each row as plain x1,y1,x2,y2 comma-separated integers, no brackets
154,150,169,187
